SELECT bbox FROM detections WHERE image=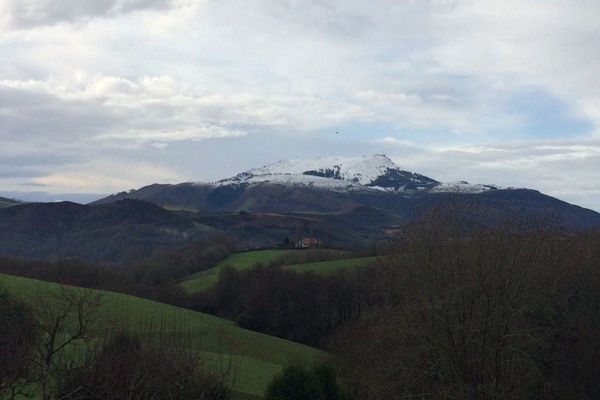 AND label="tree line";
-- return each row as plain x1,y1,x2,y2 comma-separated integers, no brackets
190,264,362,346
0,235,235,307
